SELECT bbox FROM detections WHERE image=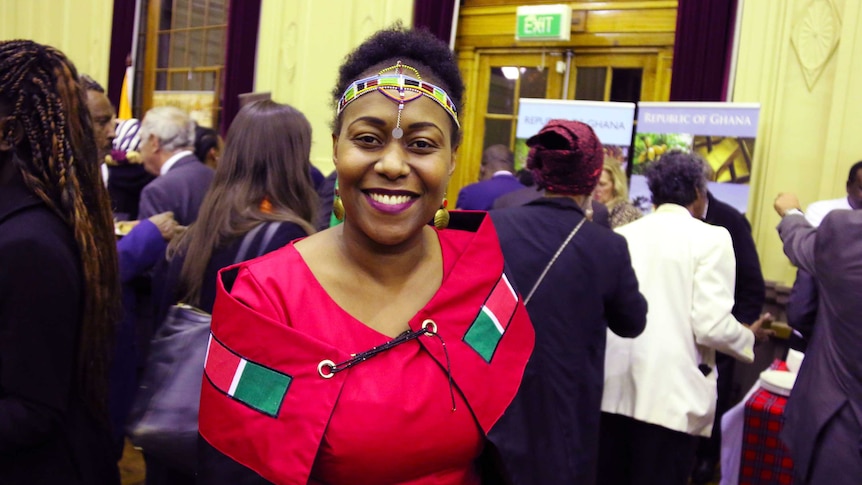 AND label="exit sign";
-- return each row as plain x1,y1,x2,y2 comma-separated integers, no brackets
516,5,572,41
